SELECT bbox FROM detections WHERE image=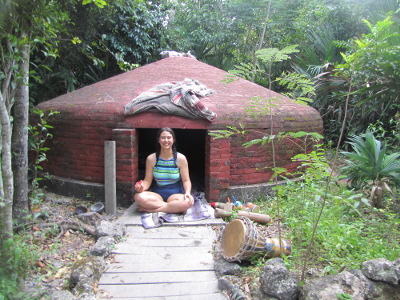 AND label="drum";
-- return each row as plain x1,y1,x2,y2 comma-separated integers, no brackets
221,216,291,262
264,238,292,257
221,216,266,262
